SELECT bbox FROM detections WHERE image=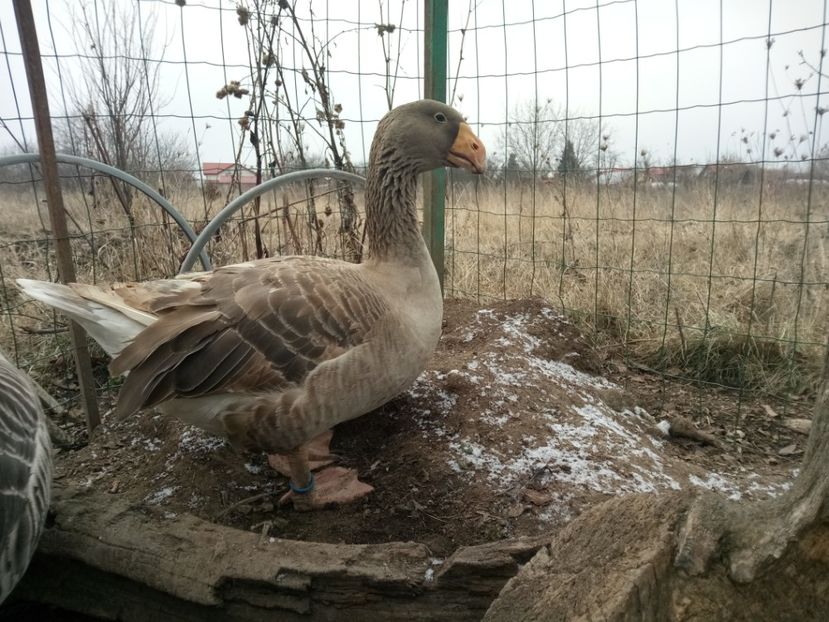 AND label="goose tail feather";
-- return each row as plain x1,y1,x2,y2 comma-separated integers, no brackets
16,279,154,359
